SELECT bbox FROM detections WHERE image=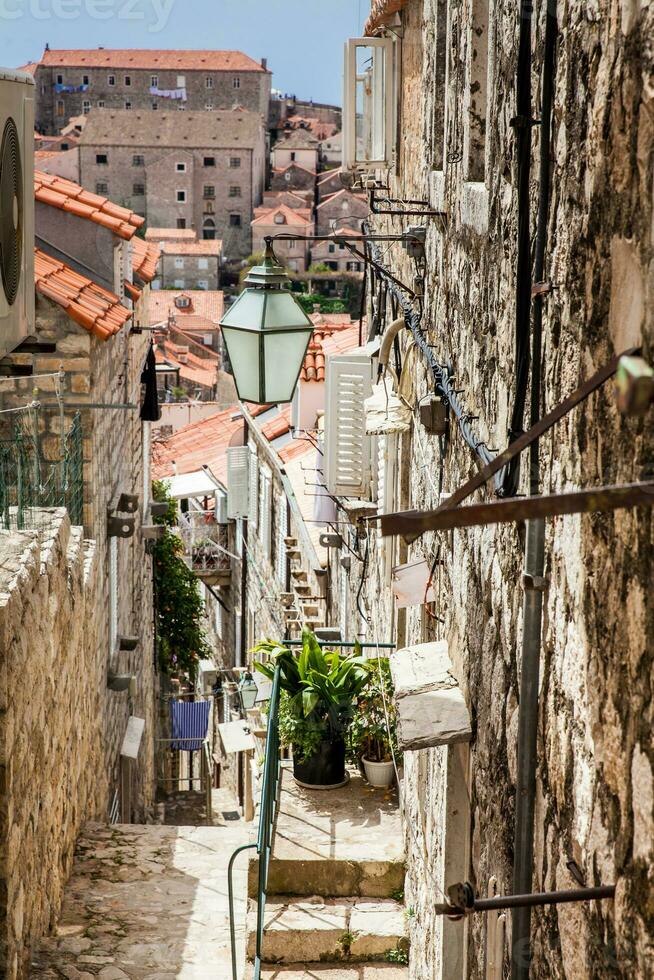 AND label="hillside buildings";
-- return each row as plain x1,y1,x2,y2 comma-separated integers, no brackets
32,47,271,134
